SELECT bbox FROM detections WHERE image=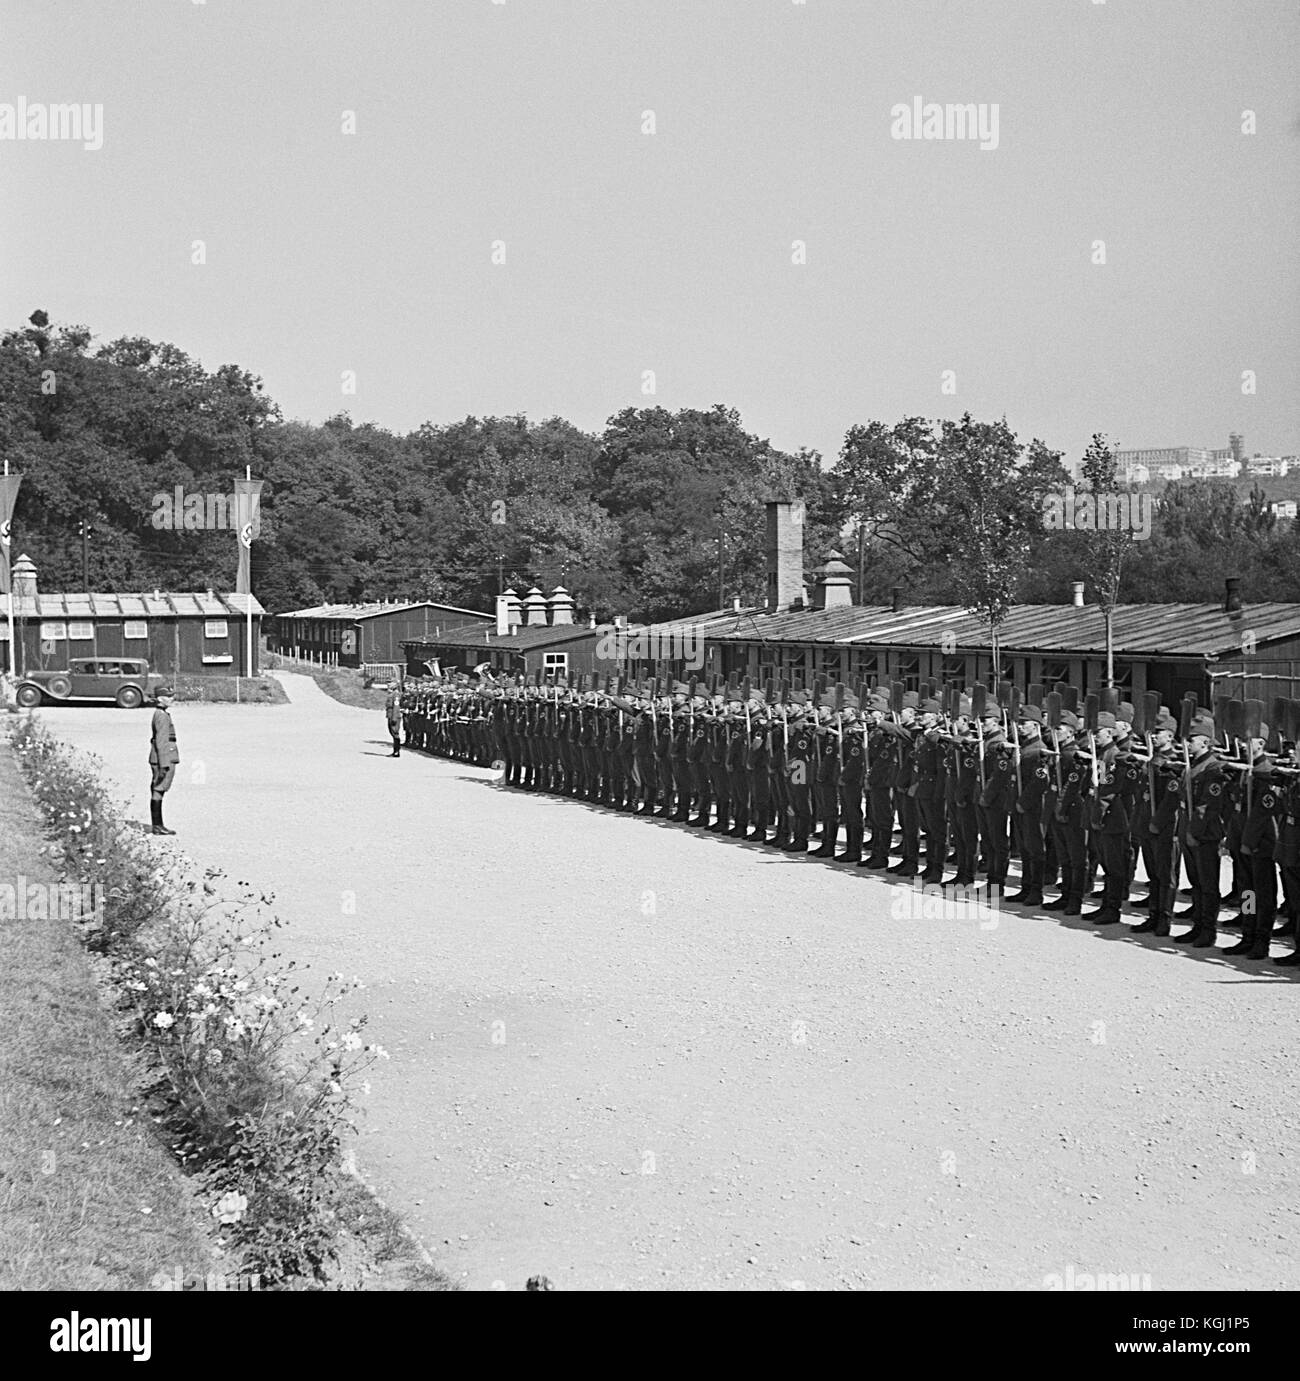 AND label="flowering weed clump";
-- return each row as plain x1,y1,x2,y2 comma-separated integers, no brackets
8,717,389,1286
